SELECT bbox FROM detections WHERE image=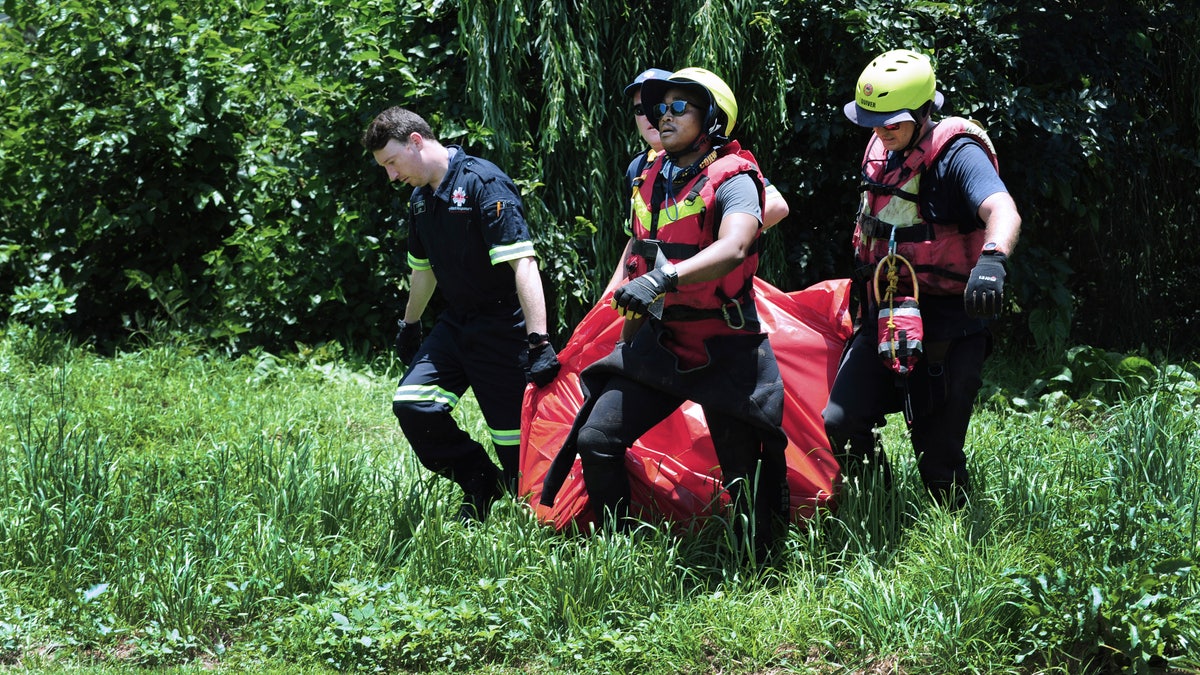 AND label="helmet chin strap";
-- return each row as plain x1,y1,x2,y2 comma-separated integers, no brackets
666,133,710,162
901,101,935,153
664,147,720,187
